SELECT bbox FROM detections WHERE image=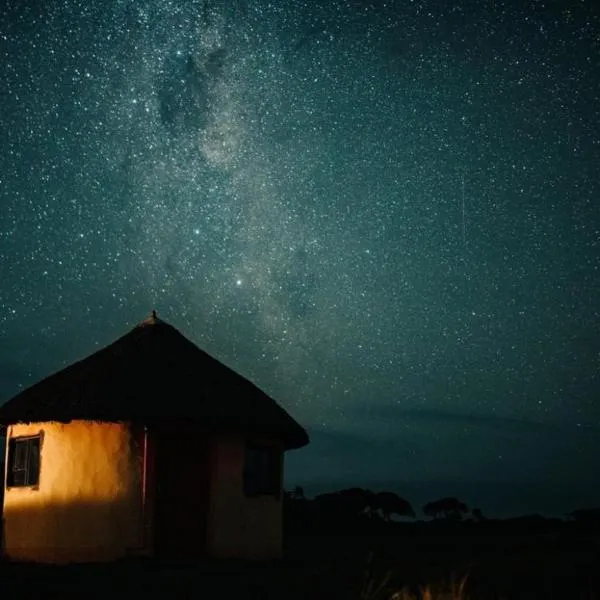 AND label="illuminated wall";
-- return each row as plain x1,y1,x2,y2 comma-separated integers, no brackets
2,421,144,563
2,422,286,563
206,434,283,559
